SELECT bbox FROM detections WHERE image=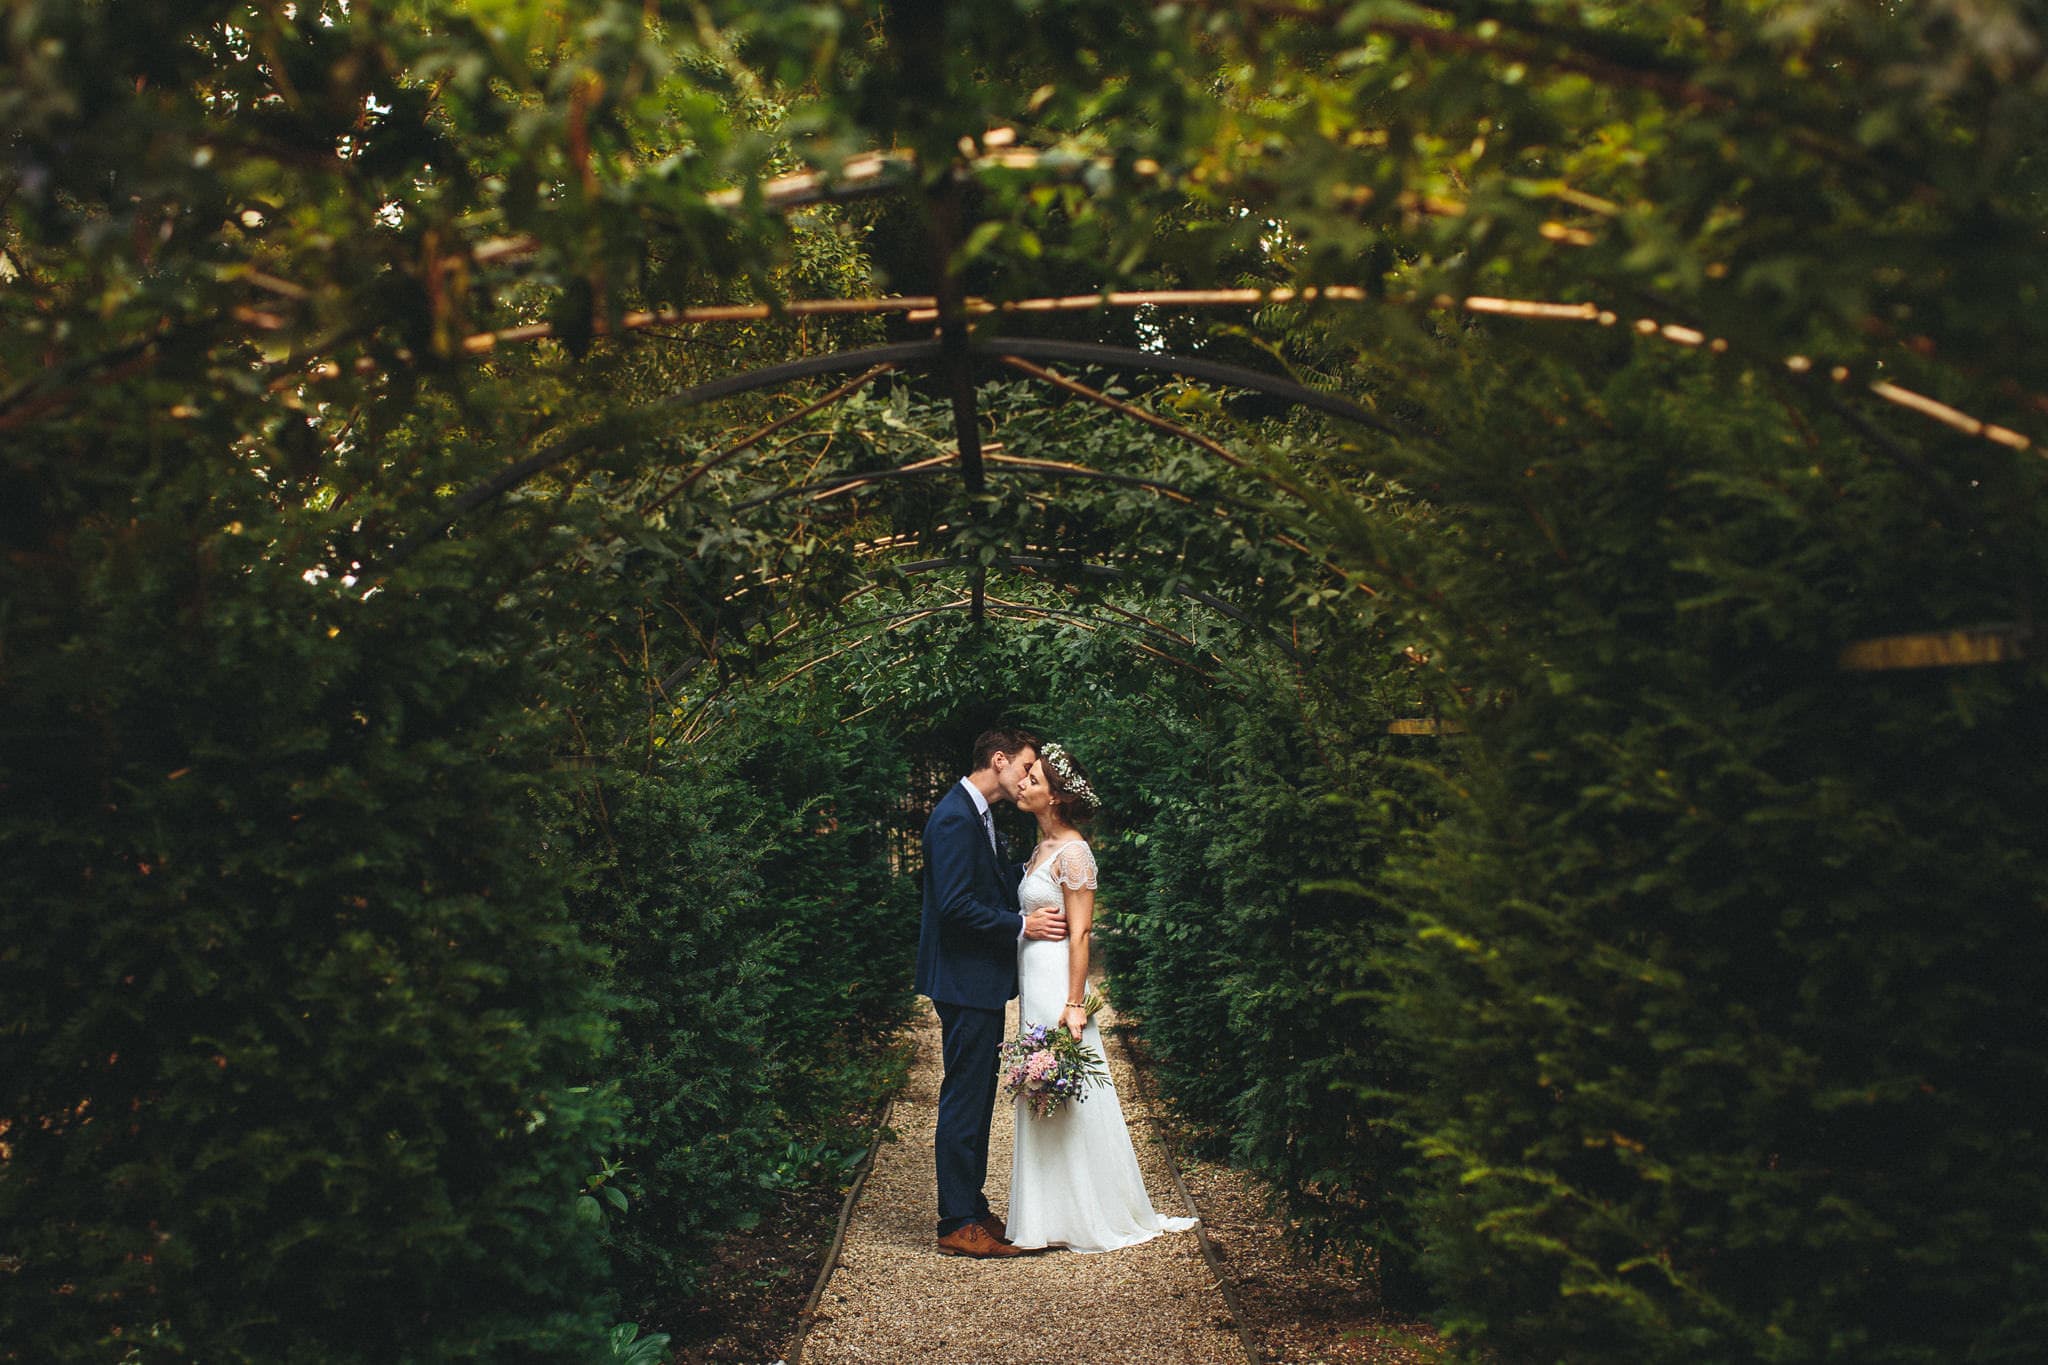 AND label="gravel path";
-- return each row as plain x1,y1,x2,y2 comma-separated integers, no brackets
797,996,1246,1365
